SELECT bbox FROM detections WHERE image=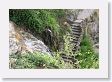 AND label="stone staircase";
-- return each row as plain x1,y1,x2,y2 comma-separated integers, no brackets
60,20,84,68
70,9,95,53
61,10,96,66
70,19,84,53
60,53,79,68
